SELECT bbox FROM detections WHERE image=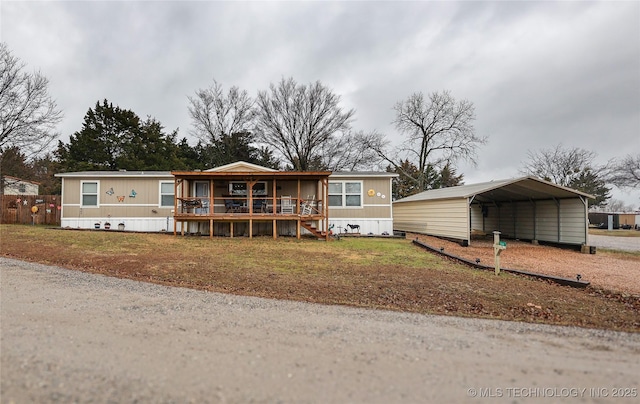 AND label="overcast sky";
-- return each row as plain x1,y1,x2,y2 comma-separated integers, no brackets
2,1,639,206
